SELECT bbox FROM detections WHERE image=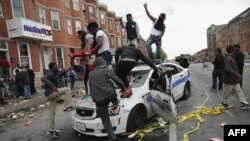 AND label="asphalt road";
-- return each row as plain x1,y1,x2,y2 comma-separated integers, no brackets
0,63,249,141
